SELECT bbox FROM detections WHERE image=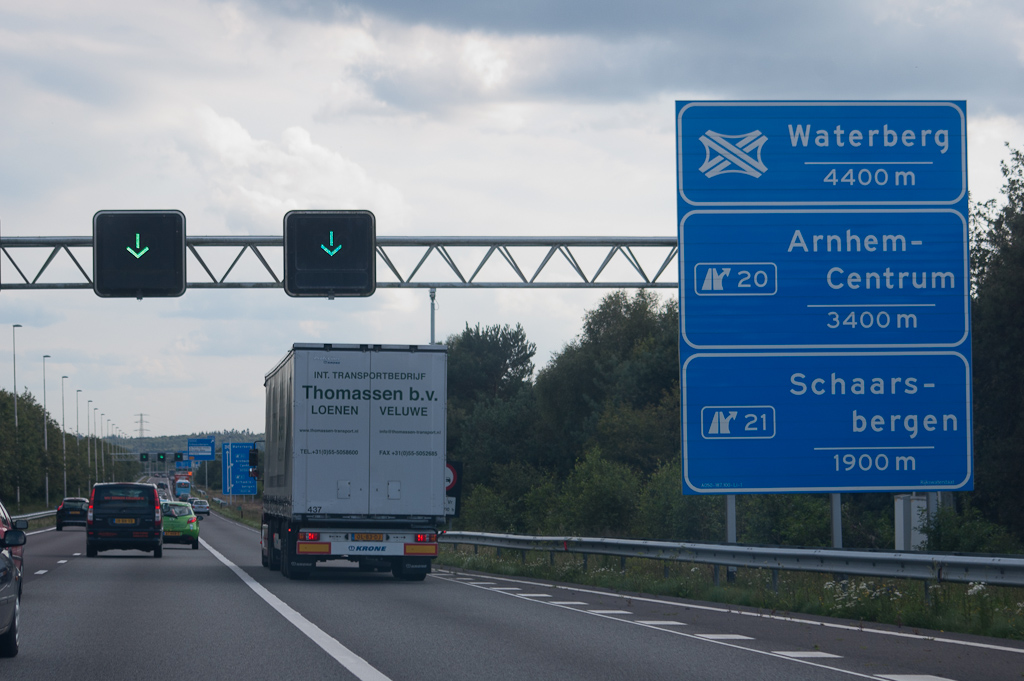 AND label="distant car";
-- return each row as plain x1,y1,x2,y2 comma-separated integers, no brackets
156,482,168,490
55,497,89,530
191,499,210,516
0,497,28,657
86,483,163,558
161,502,200,549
